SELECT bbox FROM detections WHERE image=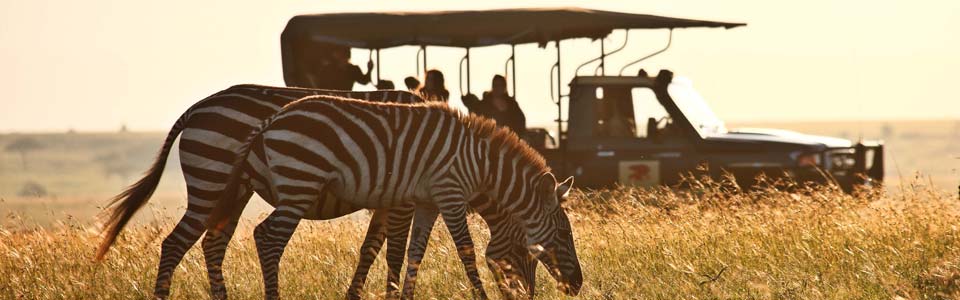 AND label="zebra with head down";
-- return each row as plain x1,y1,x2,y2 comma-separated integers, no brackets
206,95,583,299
